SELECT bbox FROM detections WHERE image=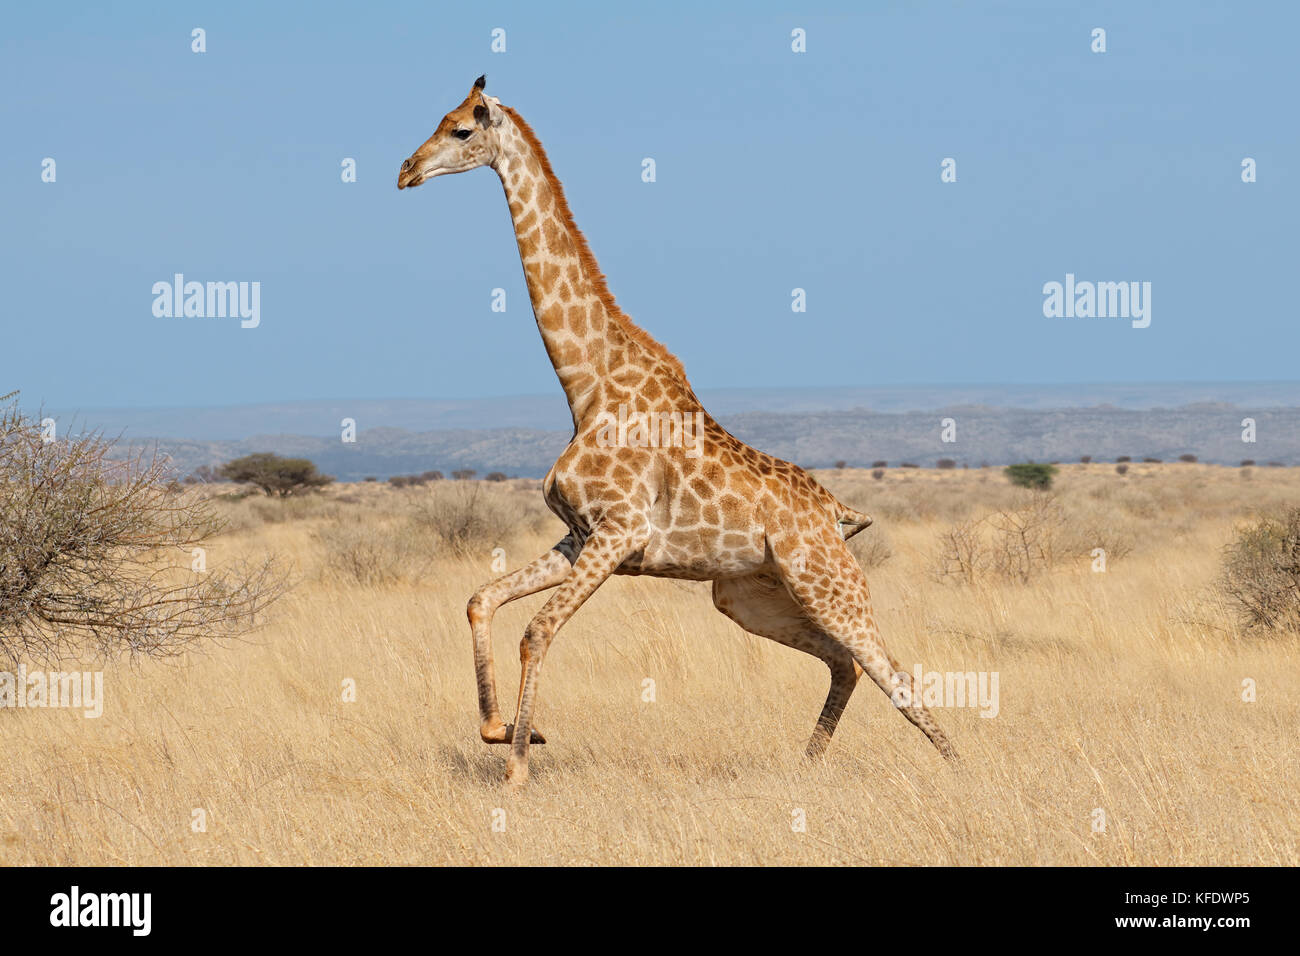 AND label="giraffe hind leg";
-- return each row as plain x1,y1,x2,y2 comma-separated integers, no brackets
712,574,862,759
769,526,957,760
